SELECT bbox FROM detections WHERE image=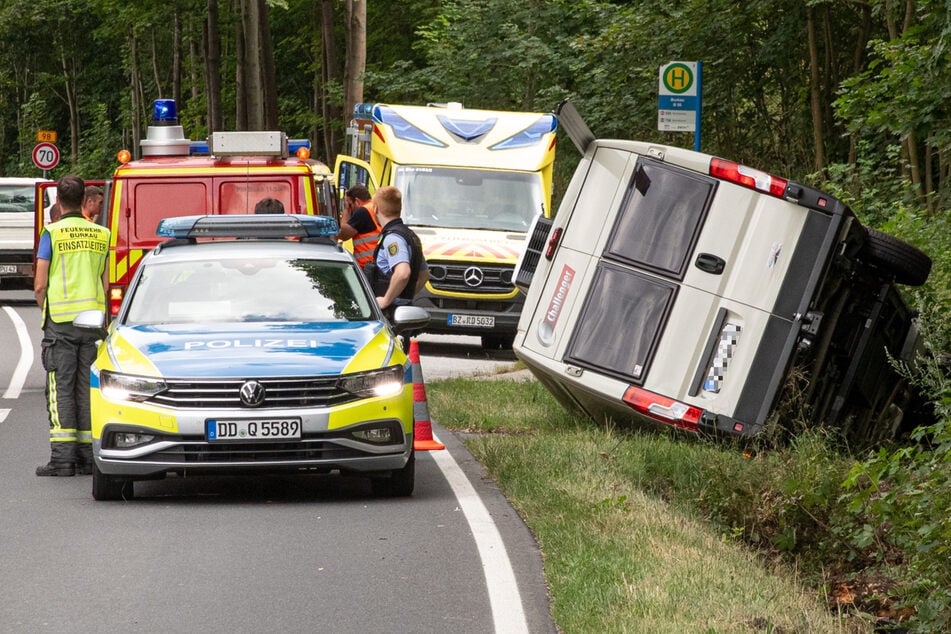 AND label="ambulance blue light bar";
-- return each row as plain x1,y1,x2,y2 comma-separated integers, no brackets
157,214,339,239
490,114,558,150
374,105,447,148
